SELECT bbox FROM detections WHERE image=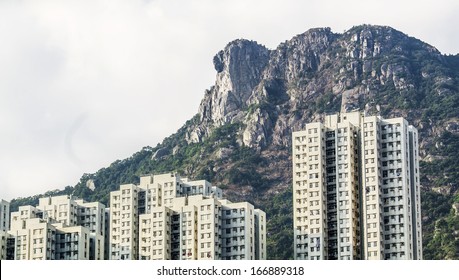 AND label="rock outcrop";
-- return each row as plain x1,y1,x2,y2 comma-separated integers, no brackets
187,40,270,143
188,25,456,150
